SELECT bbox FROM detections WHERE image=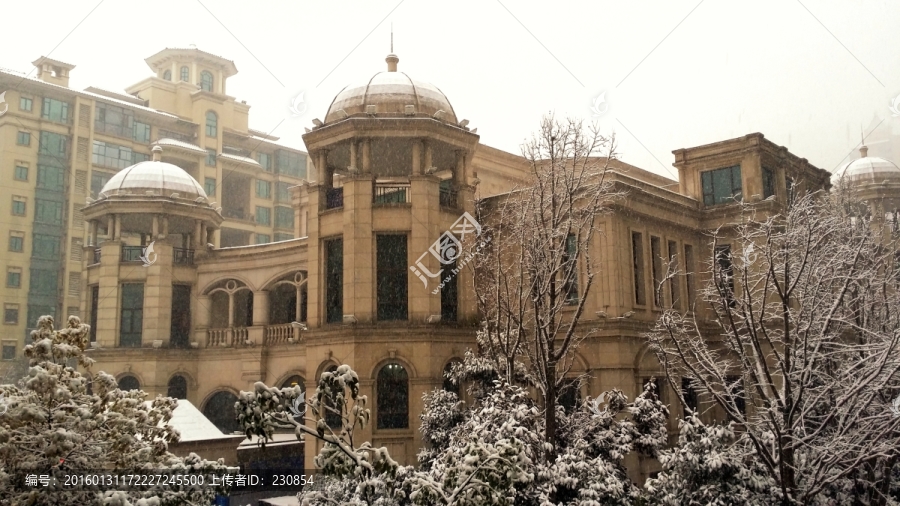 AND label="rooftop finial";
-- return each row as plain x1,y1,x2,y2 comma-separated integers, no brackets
860,126,868,158
385,25,399,71
151,144,163,162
